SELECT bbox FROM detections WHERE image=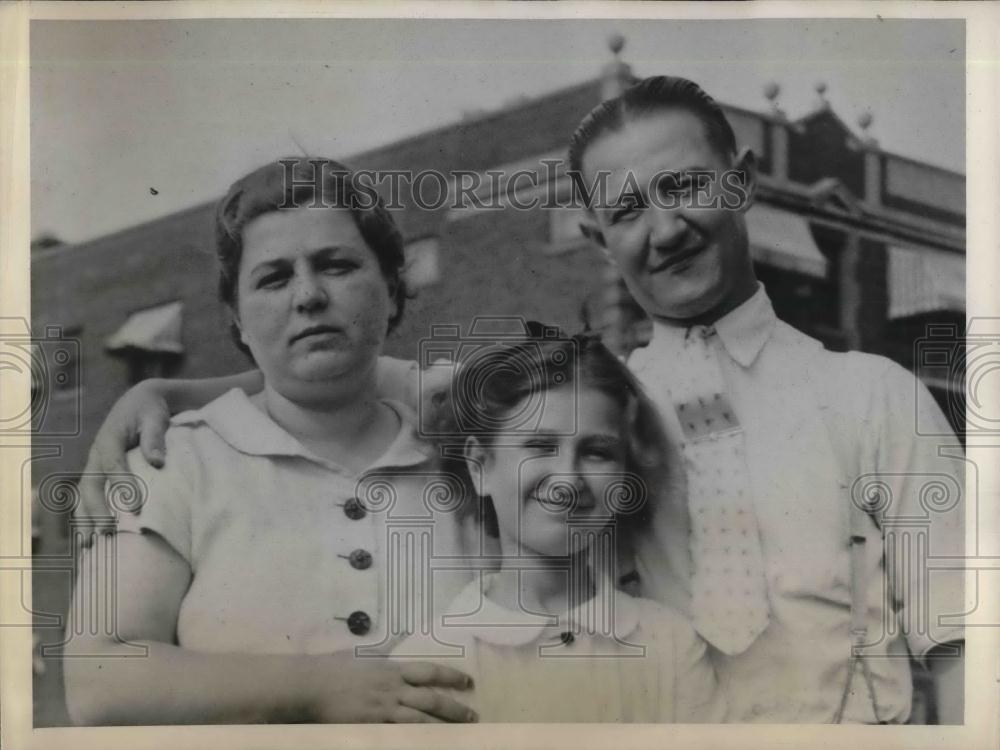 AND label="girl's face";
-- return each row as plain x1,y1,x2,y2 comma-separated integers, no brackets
467,384,629,558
